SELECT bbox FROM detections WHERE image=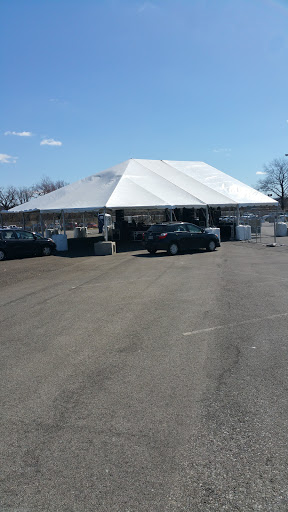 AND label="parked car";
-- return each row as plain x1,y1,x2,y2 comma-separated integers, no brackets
87,223,98,229
0,229,56,261
65,222,76,230
219,216,236,224
143,222,220,255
